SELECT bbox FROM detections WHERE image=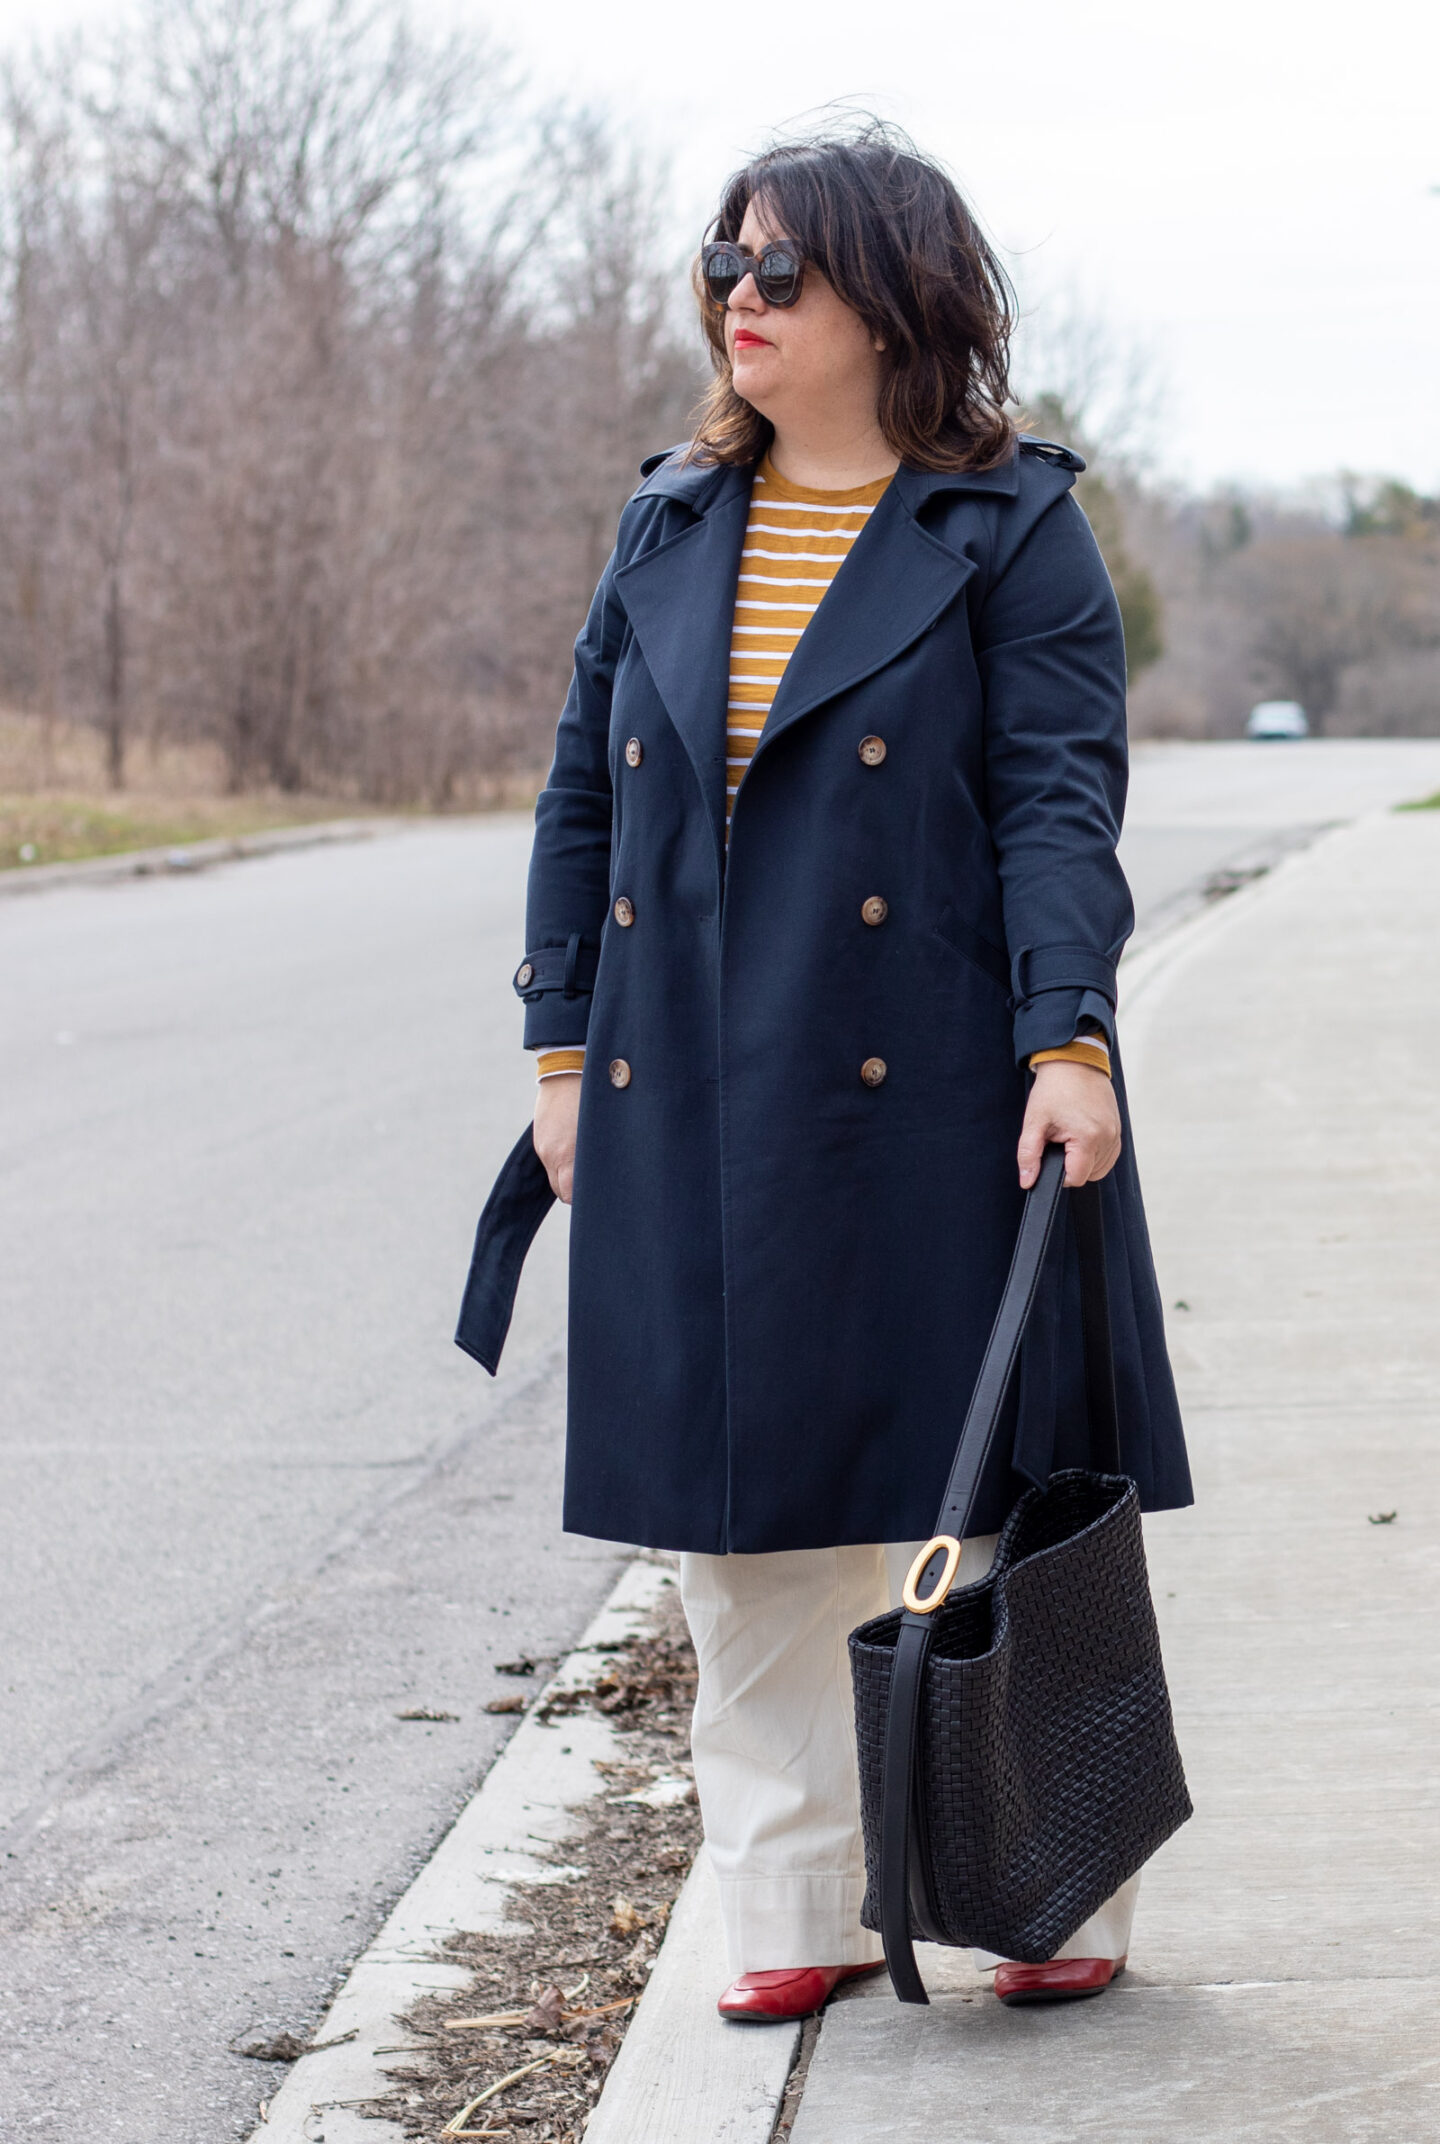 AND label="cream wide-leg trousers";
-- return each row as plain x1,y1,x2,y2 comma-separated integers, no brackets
678,1537,1141,1976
